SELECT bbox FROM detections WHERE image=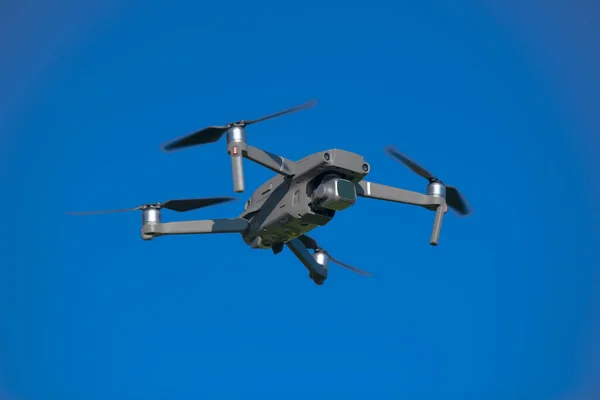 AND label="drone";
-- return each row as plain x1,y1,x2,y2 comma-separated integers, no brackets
69,100,471,285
